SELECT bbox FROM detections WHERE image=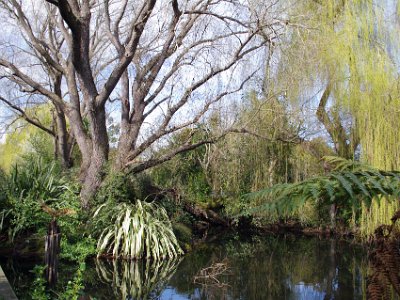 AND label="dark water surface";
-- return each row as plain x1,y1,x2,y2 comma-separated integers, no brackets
0,233,388,299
